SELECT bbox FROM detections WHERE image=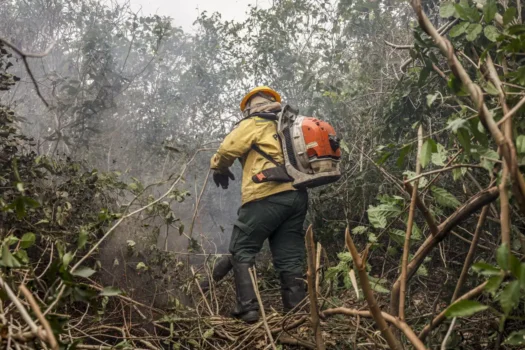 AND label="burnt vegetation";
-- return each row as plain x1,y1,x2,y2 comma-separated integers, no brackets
1,0,525,349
